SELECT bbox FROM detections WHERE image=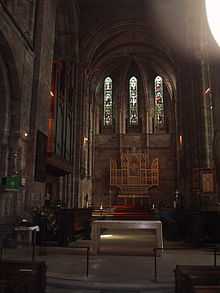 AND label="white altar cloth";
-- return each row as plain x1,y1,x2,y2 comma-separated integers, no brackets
91,220,163,254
